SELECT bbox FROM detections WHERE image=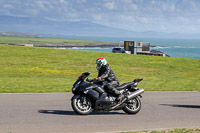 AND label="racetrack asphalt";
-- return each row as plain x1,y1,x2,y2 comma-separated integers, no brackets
0,91,200,133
